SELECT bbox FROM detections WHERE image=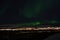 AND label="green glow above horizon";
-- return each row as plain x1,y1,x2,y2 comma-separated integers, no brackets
51,21,57,23
33,22,40,25
48,20,57,23
16,22,40,26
